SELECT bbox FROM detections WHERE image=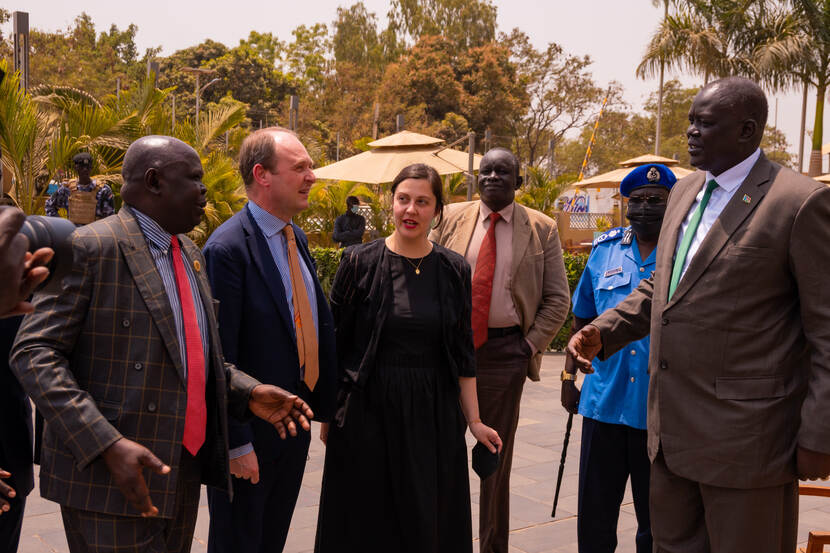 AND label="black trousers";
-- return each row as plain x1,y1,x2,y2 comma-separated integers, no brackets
0,492,25,553
578,417,651,553
207,429,310,553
